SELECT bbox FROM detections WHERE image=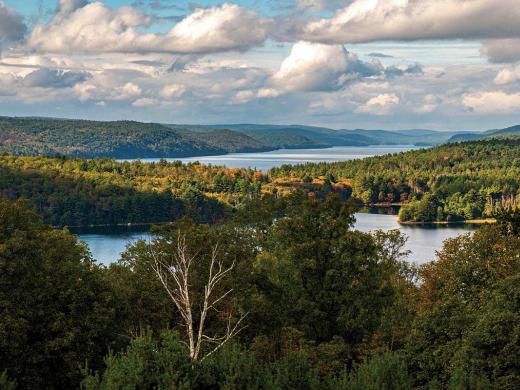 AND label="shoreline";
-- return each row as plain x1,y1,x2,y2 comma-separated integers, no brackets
399,218,496,226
